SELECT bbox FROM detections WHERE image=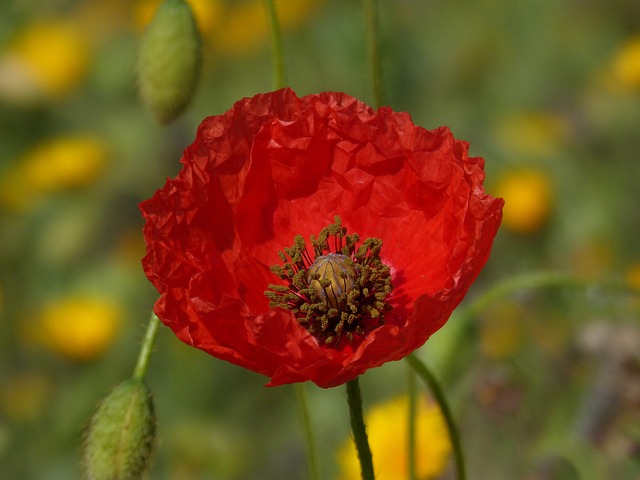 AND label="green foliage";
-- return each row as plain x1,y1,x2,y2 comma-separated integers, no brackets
0,0,639,478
